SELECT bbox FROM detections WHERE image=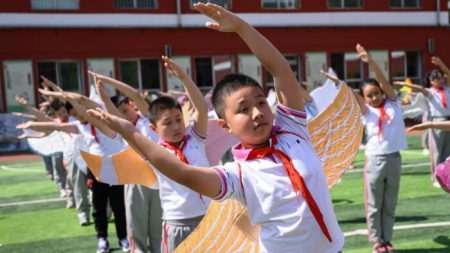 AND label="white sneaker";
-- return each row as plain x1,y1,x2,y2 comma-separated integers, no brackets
59,189,67,198
433,181,441,188
422,149,430,155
